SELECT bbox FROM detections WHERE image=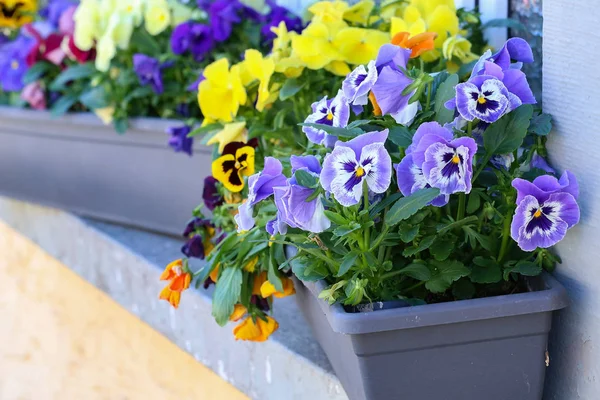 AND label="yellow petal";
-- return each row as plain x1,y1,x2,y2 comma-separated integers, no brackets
233,317,262,341
144,1,171,36
325,60,351,77
343,0,375,24
206,122,247,153
229,304,247,322
333,28,390,65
